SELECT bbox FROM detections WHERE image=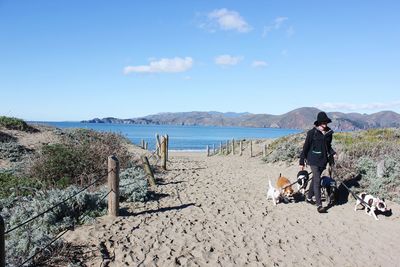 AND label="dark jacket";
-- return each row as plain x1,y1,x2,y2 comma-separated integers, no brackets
299,127,335,168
